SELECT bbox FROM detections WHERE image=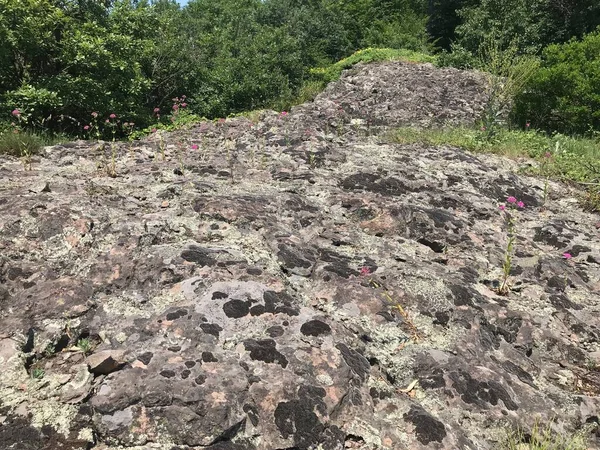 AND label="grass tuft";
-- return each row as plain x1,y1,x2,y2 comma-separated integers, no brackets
311,48,436,84
502,419,590,450
0,131,43,157
389,126,600,211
